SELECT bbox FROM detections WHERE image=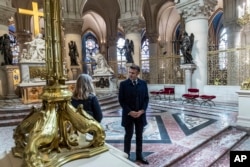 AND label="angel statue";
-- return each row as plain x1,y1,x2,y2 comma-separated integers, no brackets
123,39,134,63
180,31,194,64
